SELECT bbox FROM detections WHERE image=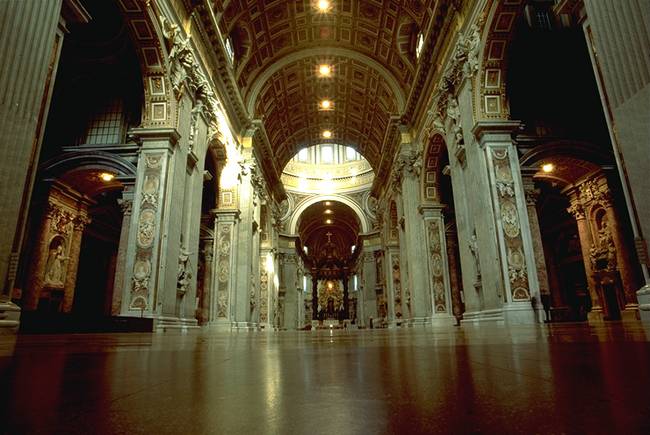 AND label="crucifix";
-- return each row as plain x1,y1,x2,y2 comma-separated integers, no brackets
326,231,332,243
